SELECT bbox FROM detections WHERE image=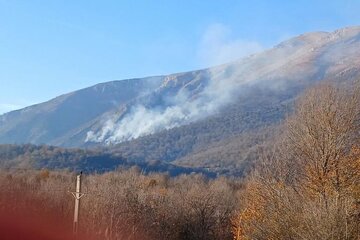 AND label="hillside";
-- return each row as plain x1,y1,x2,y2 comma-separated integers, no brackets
1,26,360,173
0,144,215,176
